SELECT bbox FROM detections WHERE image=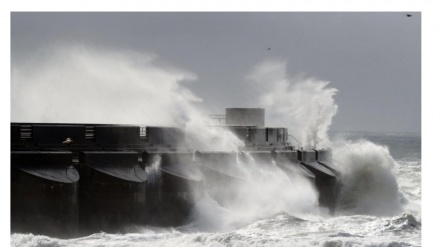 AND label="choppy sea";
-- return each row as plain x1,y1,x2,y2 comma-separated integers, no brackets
11,132,421,247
